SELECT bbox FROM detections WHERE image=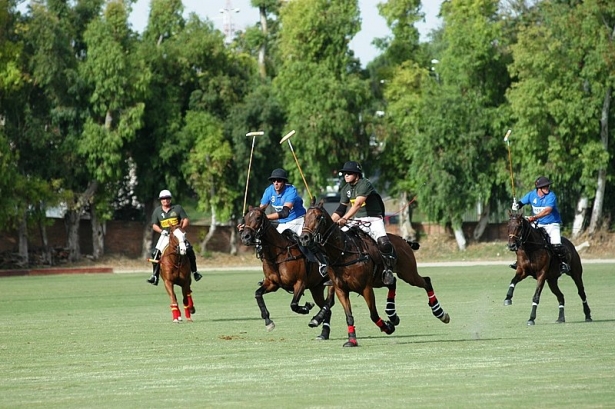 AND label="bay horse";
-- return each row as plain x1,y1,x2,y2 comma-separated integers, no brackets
299,200,450,347
240,206,335,340
506,211,592,325
159,225,196,323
